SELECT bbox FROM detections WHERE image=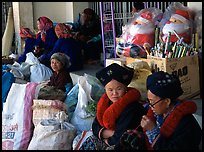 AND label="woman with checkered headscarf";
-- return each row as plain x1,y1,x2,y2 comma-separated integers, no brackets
34,16,58,67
